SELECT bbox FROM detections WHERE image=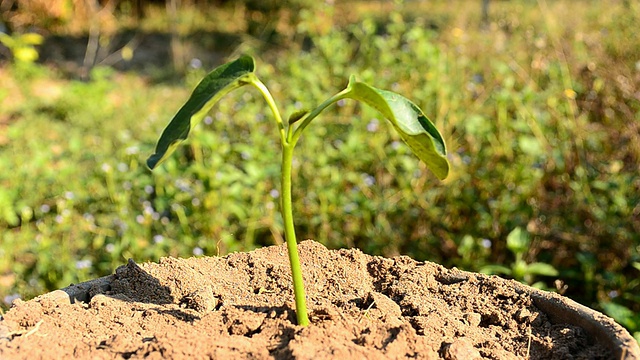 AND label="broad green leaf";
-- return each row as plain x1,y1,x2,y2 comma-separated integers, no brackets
526,262,559,277
147,55,256,169
342,76,449,179
506,227,530,255
601,302,638,330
